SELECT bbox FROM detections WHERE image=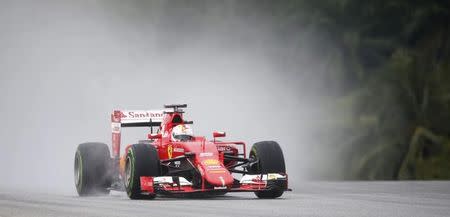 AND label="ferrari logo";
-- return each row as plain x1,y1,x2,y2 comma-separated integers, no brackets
168,144,173,159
